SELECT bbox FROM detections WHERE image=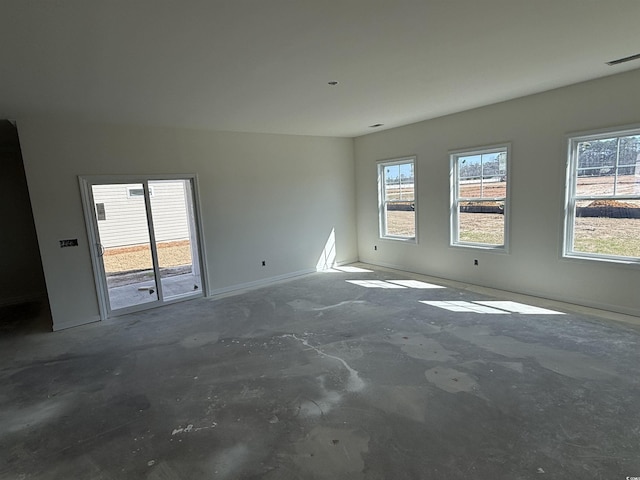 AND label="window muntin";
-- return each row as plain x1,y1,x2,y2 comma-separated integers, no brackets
378,158,416,241
565,128,640,261
451,146,508,248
